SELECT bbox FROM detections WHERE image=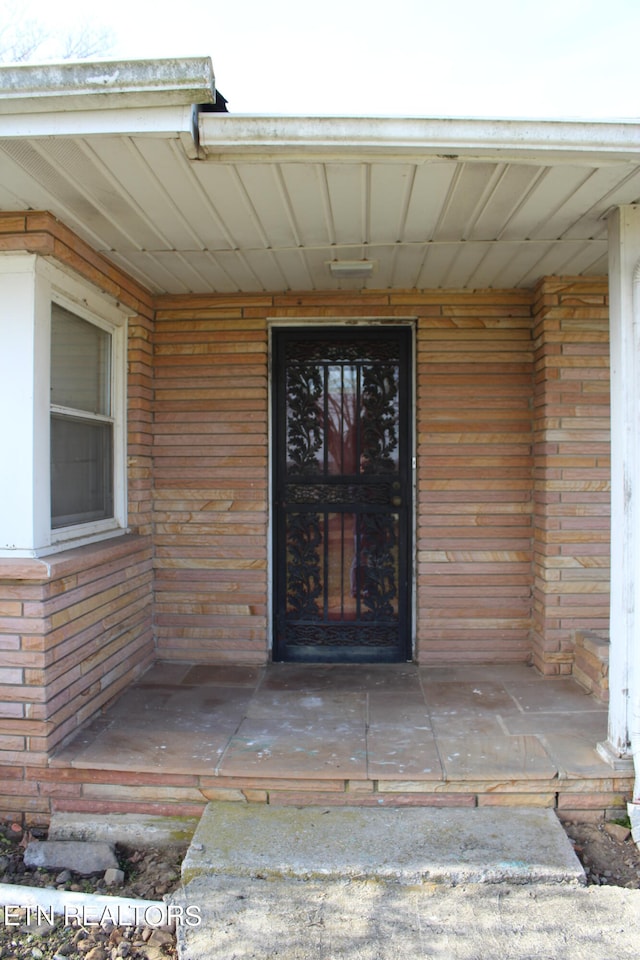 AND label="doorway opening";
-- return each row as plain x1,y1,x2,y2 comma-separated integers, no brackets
272,326,412,662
